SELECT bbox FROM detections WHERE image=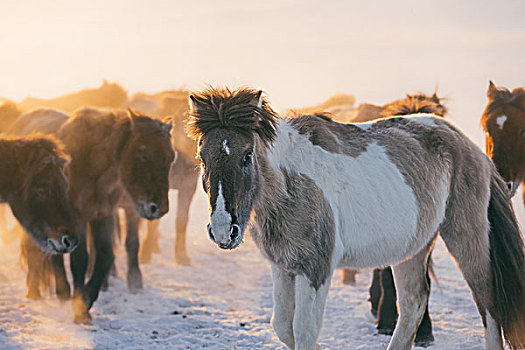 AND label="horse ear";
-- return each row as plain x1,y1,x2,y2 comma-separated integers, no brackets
189,95,199,113
103,79,109,86
488,81,496,98
128,107,140,120
250,90,264,108
161,120,172,134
